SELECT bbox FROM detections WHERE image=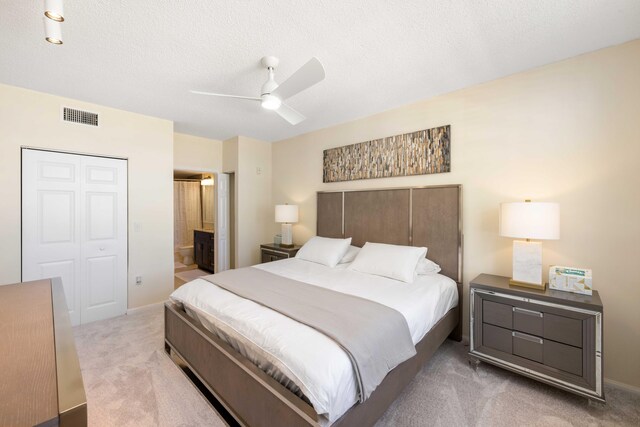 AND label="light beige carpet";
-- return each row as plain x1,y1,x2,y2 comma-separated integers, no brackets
74,304,640,426
73,304,225,427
